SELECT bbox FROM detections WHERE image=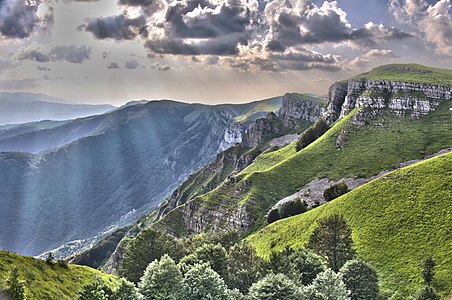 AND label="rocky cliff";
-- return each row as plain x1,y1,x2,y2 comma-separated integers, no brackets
323,79,451,125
